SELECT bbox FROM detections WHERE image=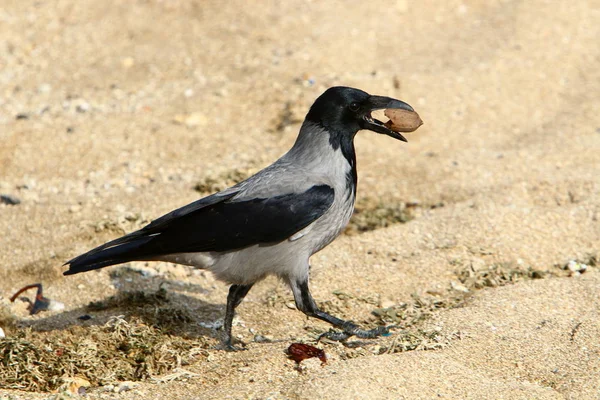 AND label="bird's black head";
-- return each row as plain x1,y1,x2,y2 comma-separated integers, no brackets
305,86,415,143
